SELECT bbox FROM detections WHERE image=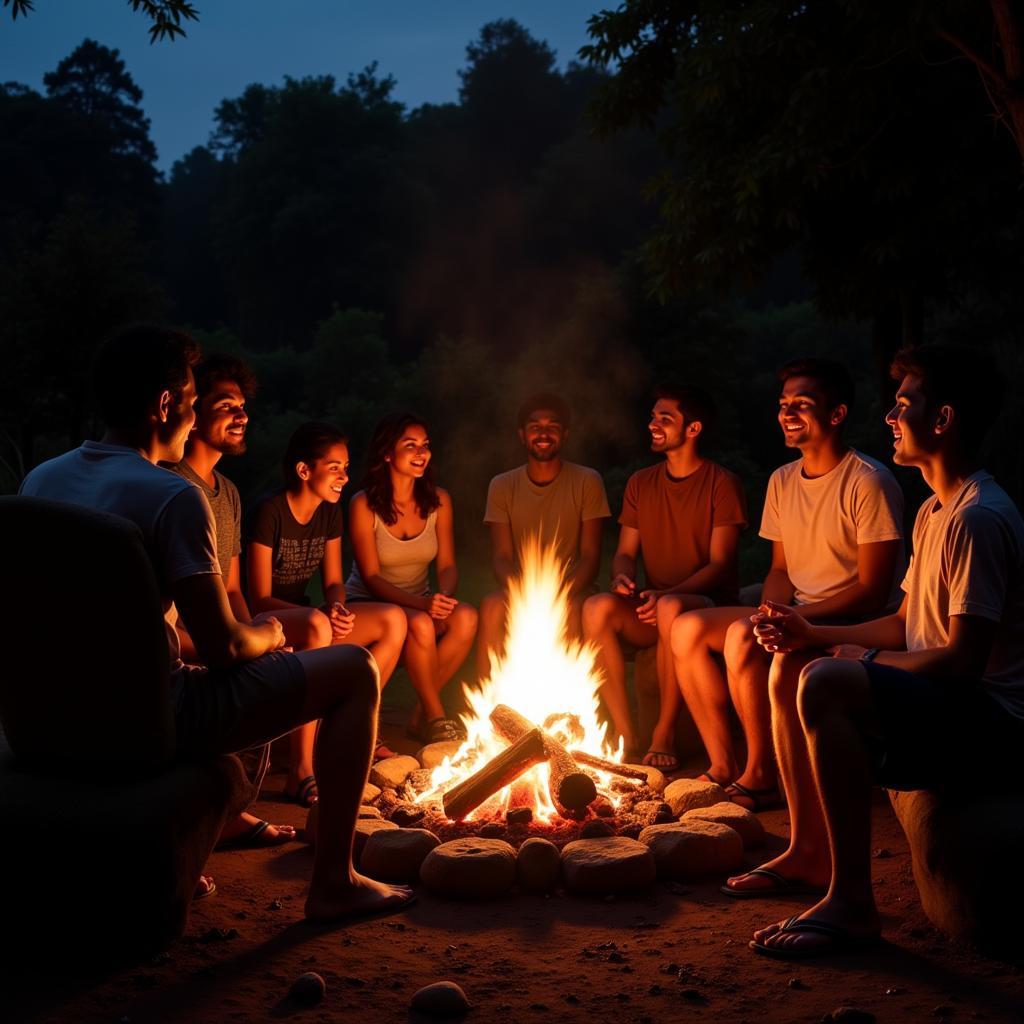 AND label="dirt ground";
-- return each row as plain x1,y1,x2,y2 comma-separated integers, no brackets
8,701,1024,1024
